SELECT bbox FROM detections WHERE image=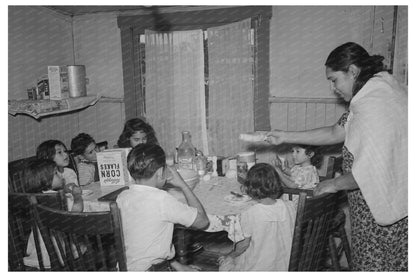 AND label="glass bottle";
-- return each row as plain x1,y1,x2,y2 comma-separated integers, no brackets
177,131,196,170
